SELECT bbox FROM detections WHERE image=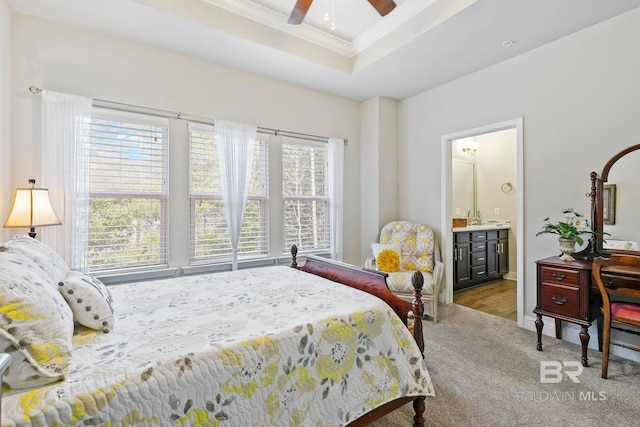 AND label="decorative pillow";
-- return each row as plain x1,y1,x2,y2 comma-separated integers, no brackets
59,272,115,332
3,234,70,284
0,248,74,389
372,243,402,273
